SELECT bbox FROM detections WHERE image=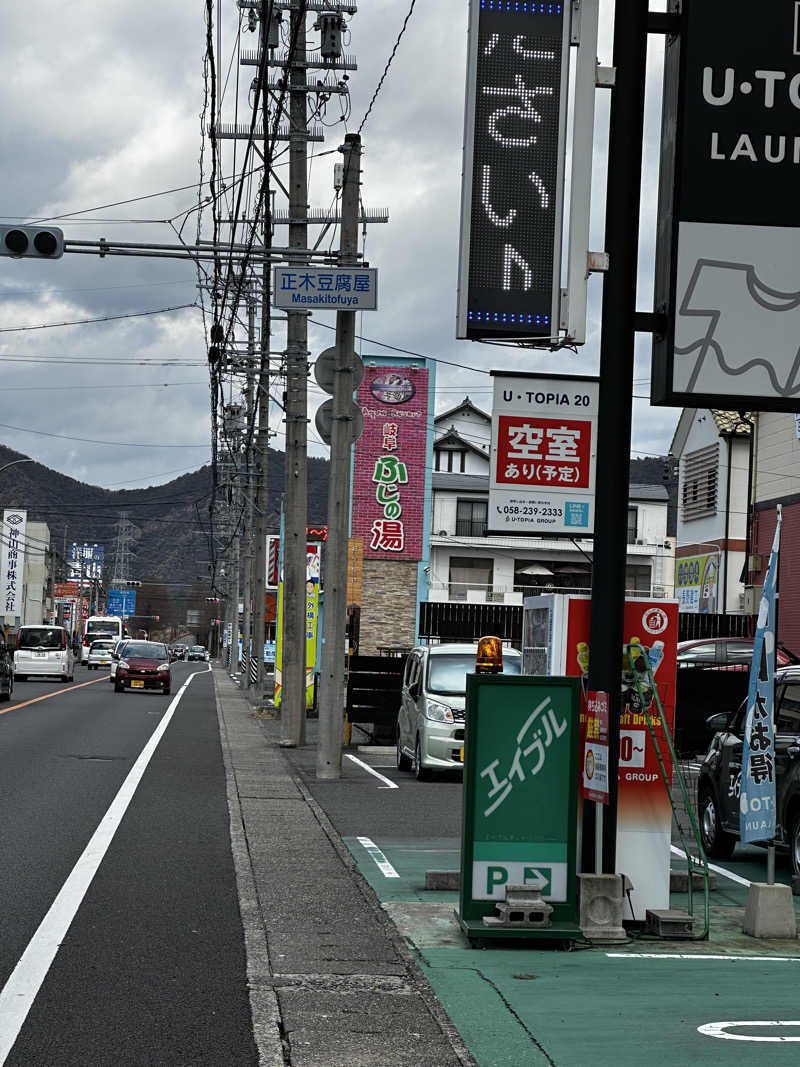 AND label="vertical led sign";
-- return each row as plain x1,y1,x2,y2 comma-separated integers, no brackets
457,0,571,342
